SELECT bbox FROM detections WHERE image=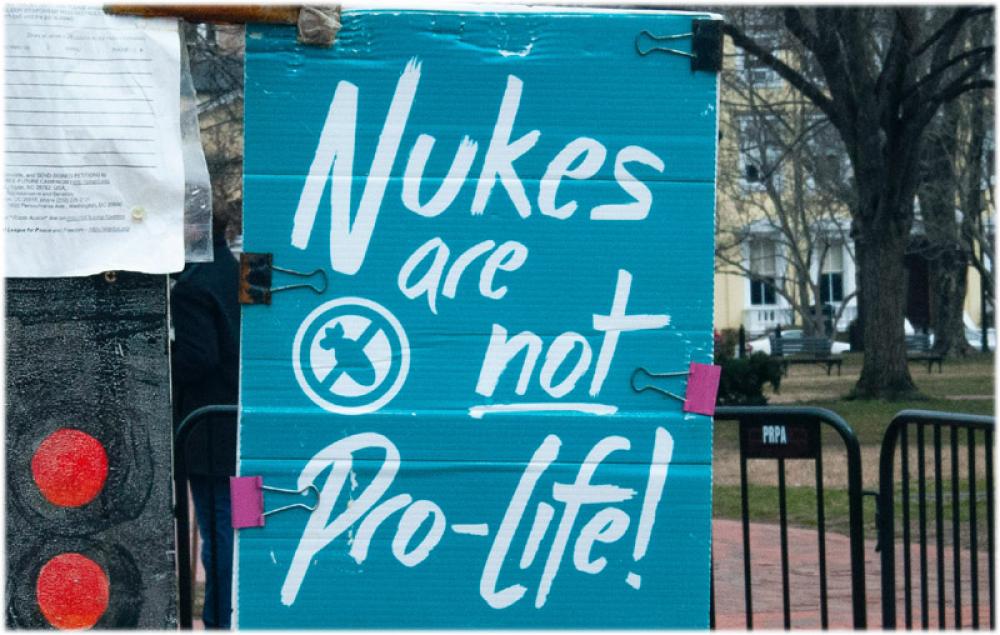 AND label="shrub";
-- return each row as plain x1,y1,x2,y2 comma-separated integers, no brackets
716,352,782,406
714,328,739,361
